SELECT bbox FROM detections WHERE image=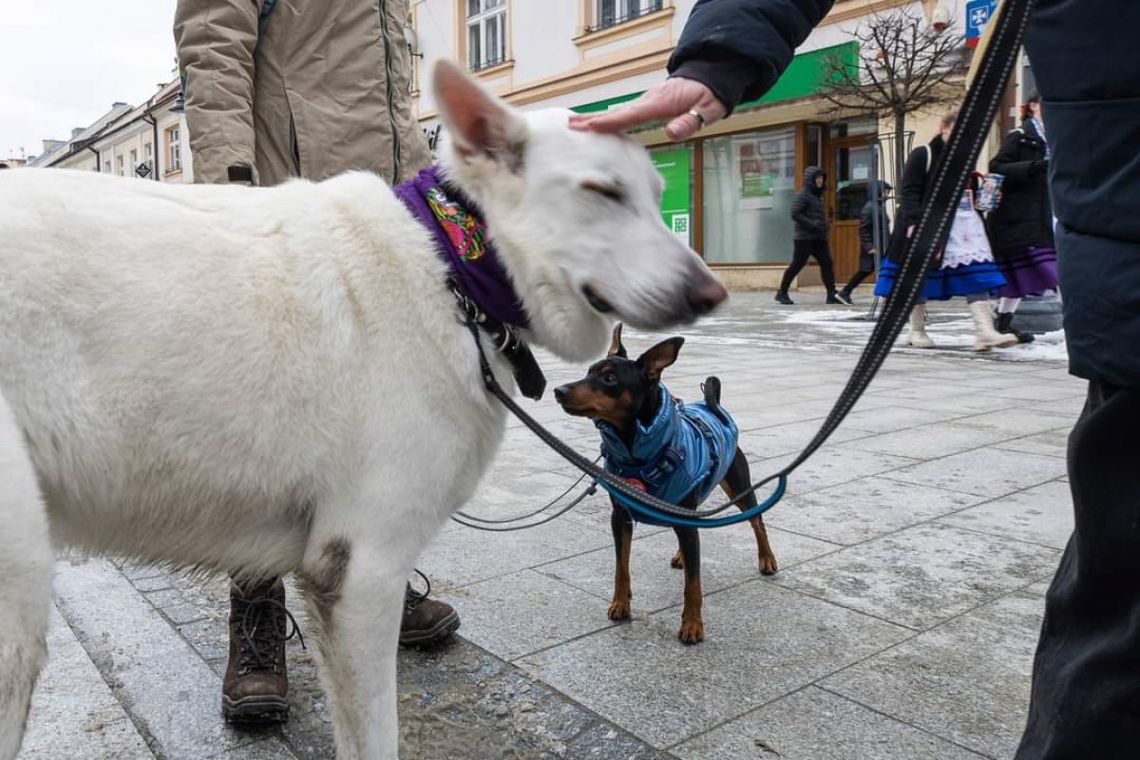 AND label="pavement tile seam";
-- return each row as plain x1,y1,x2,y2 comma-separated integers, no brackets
930,518,1070,554
810,685,996,760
